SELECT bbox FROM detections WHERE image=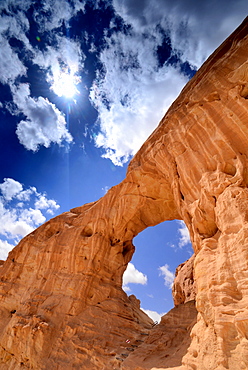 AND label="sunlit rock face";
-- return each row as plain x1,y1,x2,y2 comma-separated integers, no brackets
0,17,248,370
172,255,196,307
